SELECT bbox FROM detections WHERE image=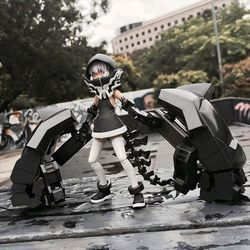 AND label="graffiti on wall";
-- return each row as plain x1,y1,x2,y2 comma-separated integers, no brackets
0,109,40,151
0,89,155,151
